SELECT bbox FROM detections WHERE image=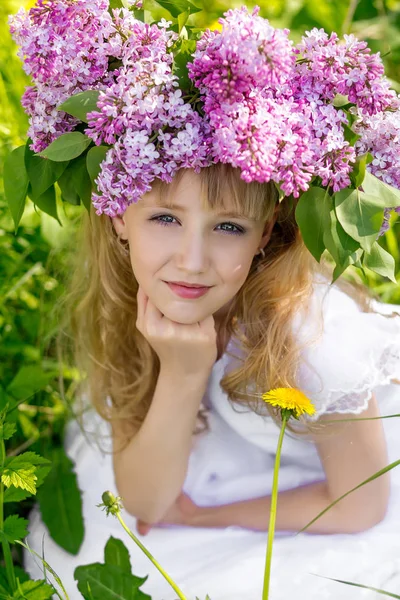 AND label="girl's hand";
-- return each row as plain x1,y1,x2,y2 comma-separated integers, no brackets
136,492,199,536
136,285,218,376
